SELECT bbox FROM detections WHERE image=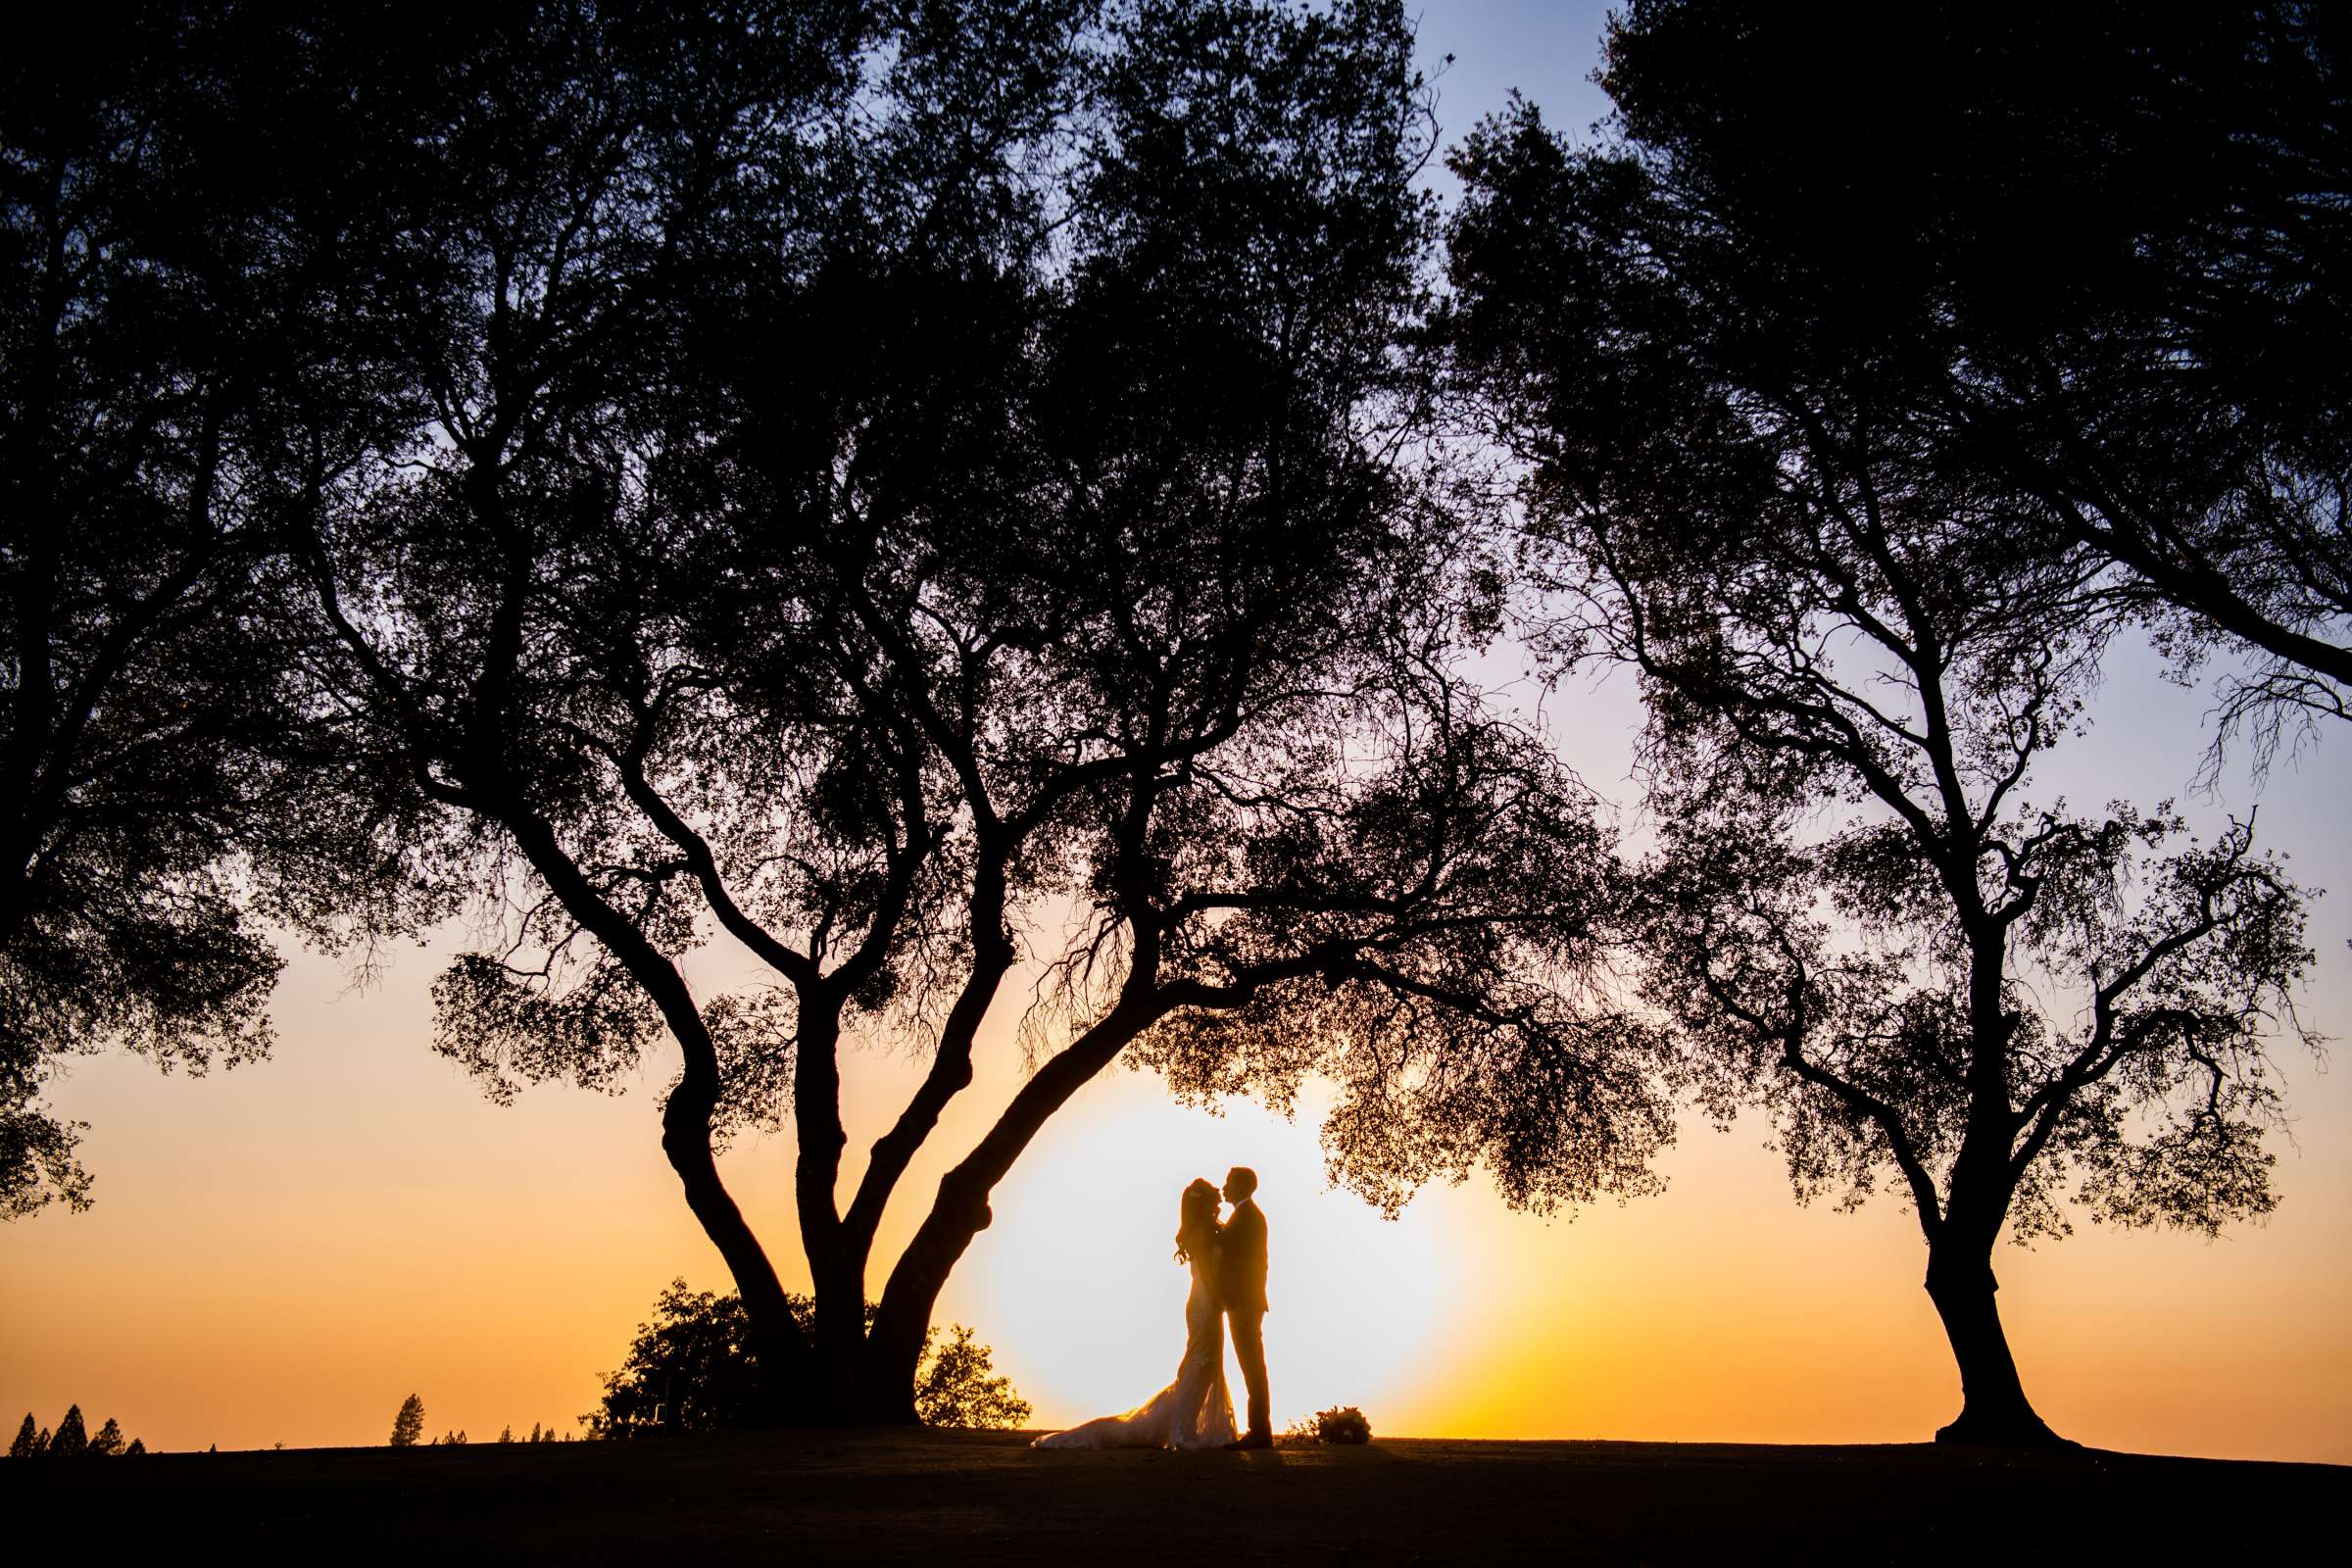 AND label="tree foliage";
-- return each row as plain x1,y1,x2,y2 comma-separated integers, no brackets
48,1405,86,1457
0,4,447,1218
912,1326,1032,1431
1586,0,2351,772
8,1414,37,1458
